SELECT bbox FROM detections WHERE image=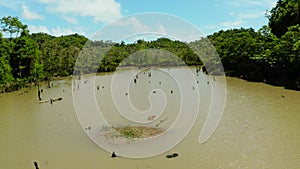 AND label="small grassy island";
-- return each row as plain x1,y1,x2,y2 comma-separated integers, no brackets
100,125,165,144
115,126,164,139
